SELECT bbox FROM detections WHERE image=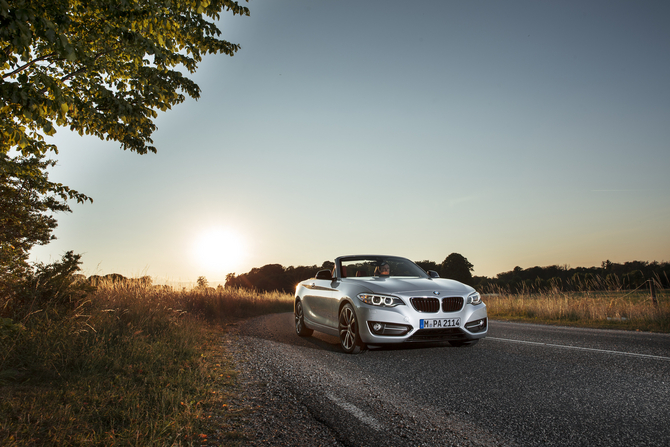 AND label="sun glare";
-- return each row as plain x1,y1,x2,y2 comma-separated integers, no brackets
193,228,246,275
